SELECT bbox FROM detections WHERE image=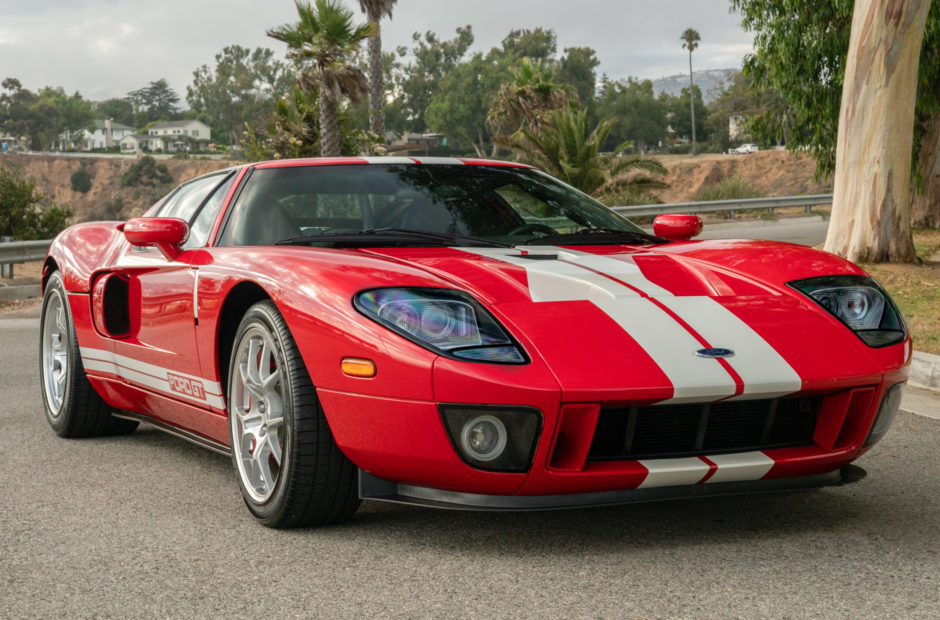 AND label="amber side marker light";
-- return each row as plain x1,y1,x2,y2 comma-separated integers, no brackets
341,357,376,378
